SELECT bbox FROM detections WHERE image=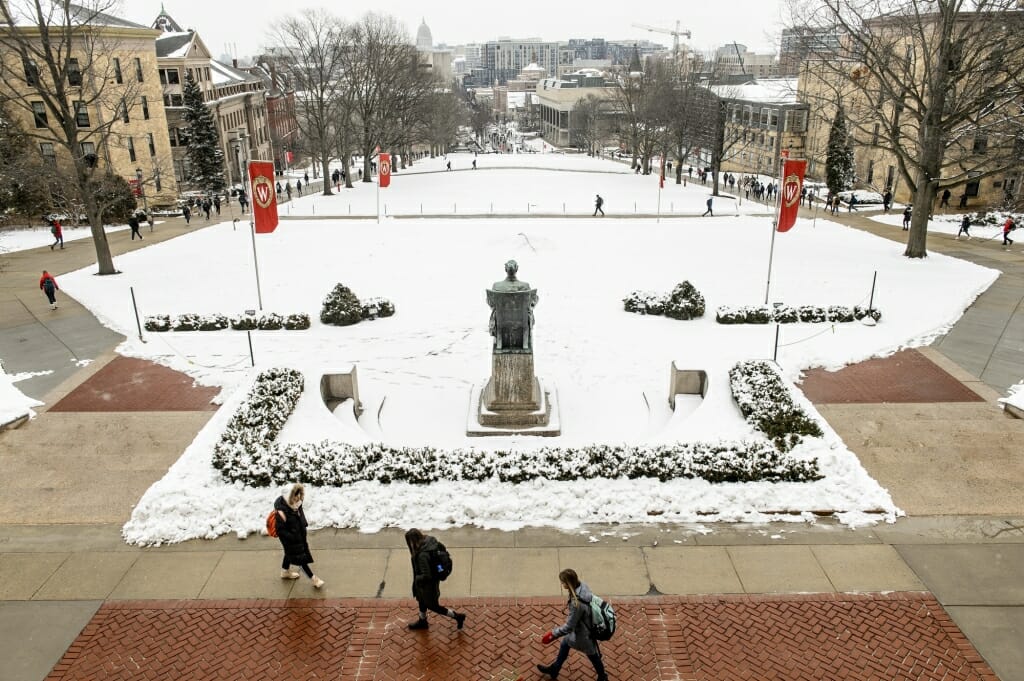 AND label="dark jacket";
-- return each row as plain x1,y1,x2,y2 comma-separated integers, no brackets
274,496,313,565
410,535,442,604
552,582,598,655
